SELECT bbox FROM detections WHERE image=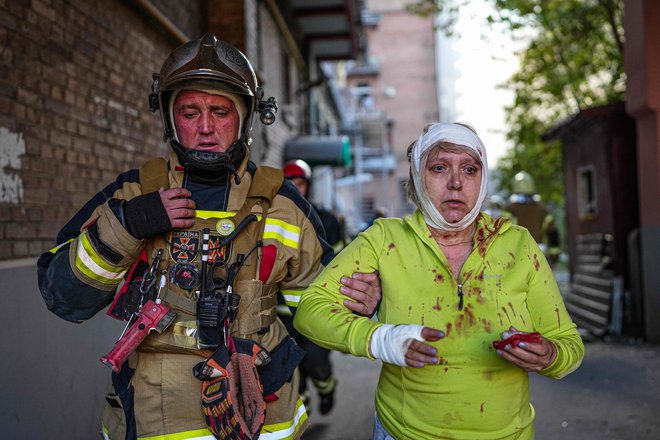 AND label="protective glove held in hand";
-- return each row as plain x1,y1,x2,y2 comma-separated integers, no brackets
369,324,426,366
